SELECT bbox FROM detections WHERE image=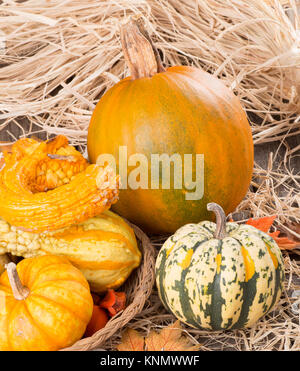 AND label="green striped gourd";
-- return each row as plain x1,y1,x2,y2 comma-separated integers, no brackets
155,203,284,330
